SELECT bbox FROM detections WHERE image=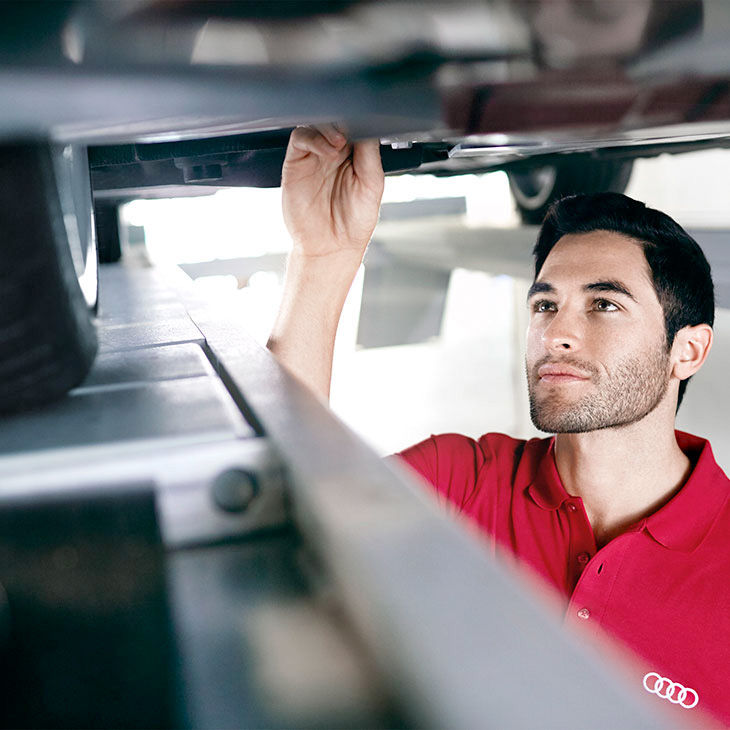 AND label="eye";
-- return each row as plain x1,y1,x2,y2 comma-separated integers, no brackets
593,298,618,312
532,299,557,313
